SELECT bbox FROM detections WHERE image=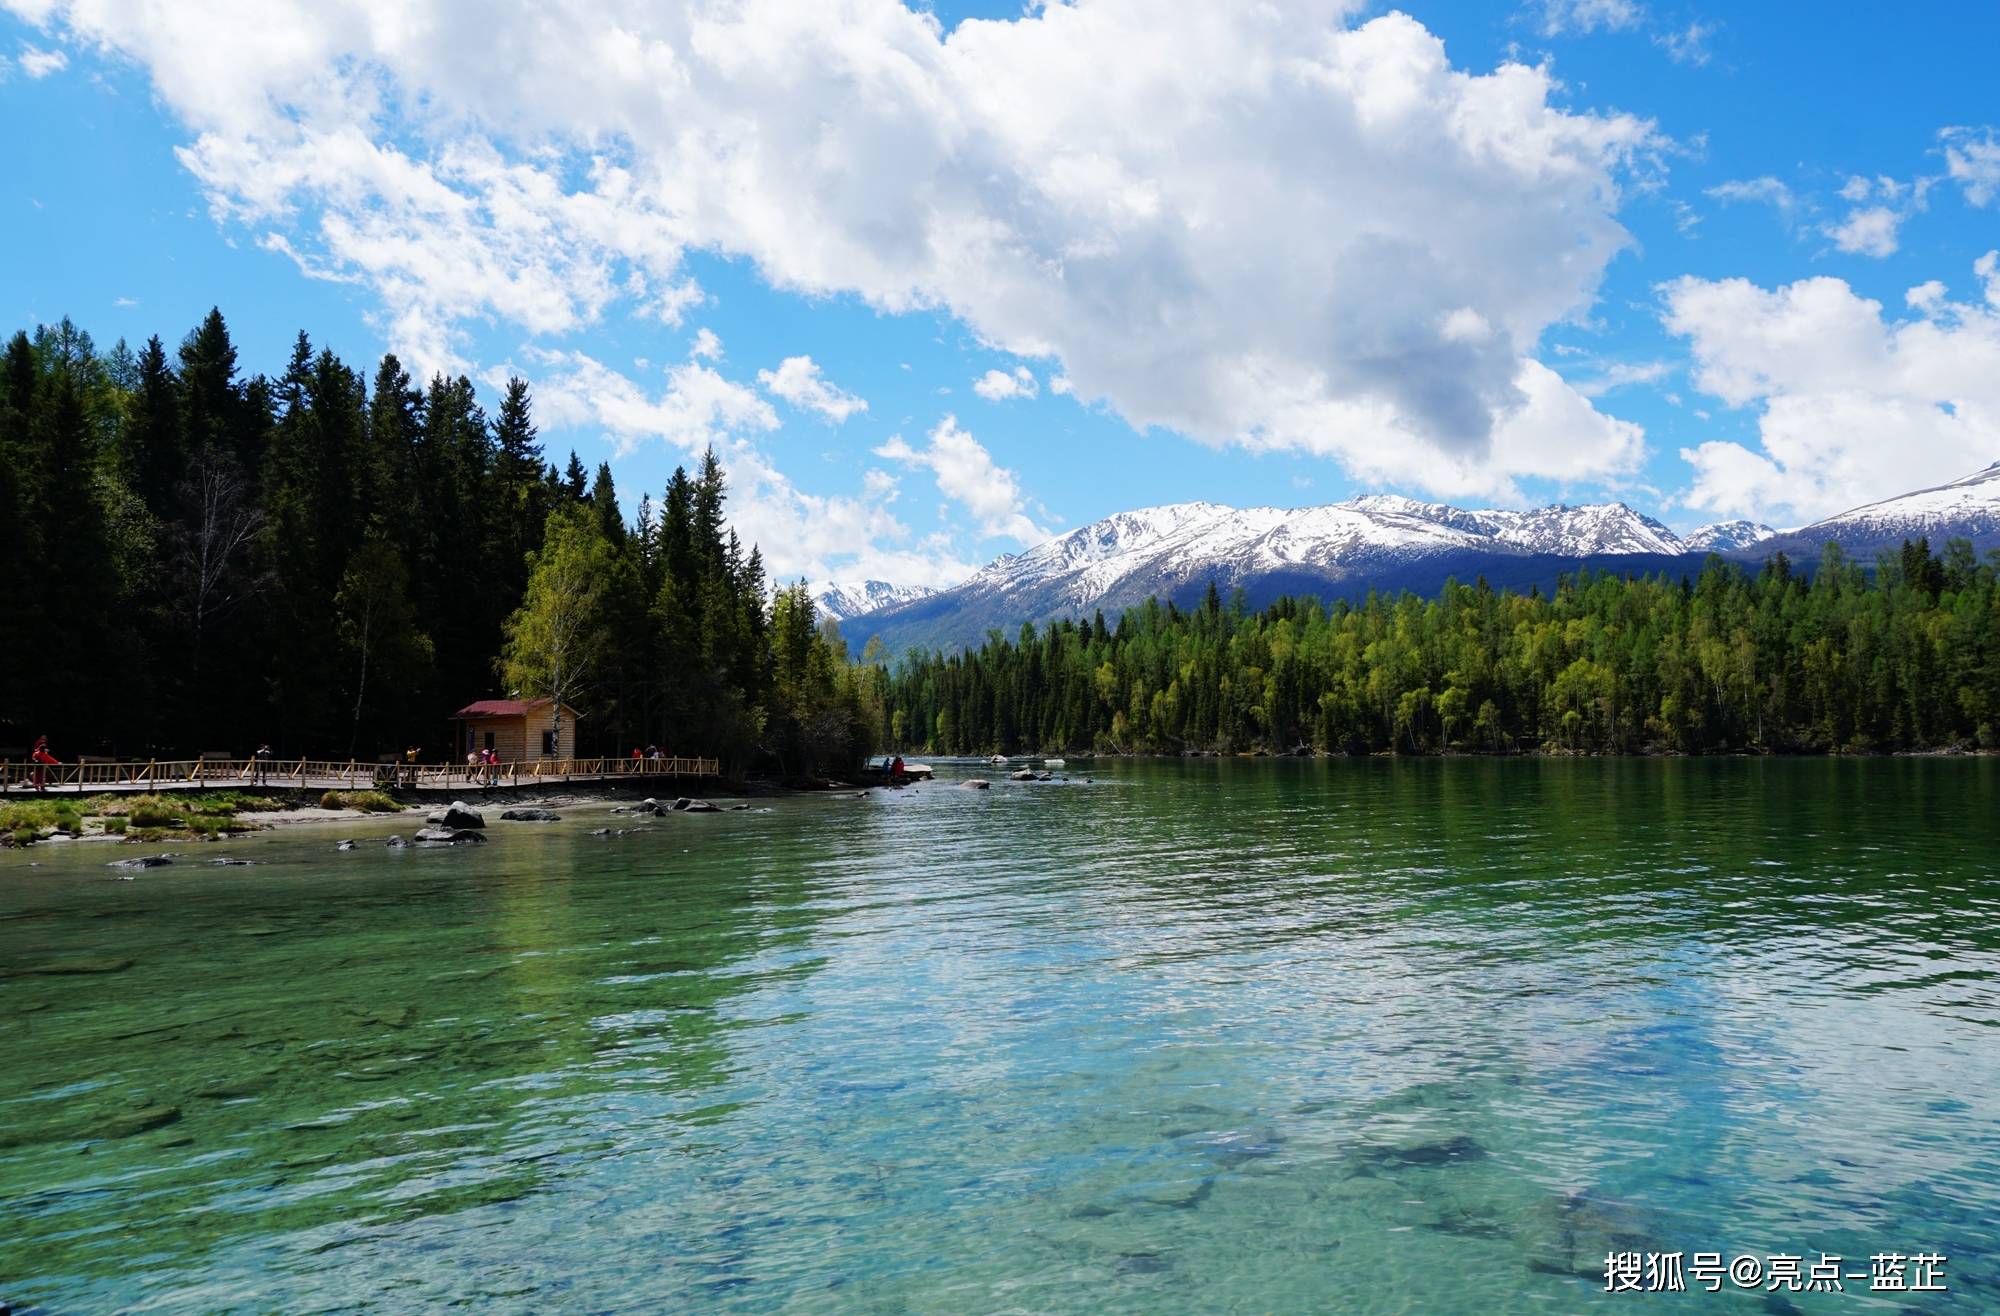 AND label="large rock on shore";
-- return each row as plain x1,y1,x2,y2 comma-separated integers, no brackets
414,827,485,846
